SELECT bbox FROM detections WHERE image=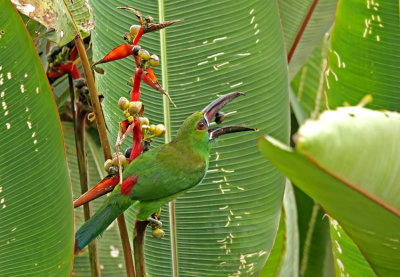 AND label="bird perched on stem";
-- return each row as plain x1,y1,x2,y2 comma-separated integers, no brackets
74,92,255,254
